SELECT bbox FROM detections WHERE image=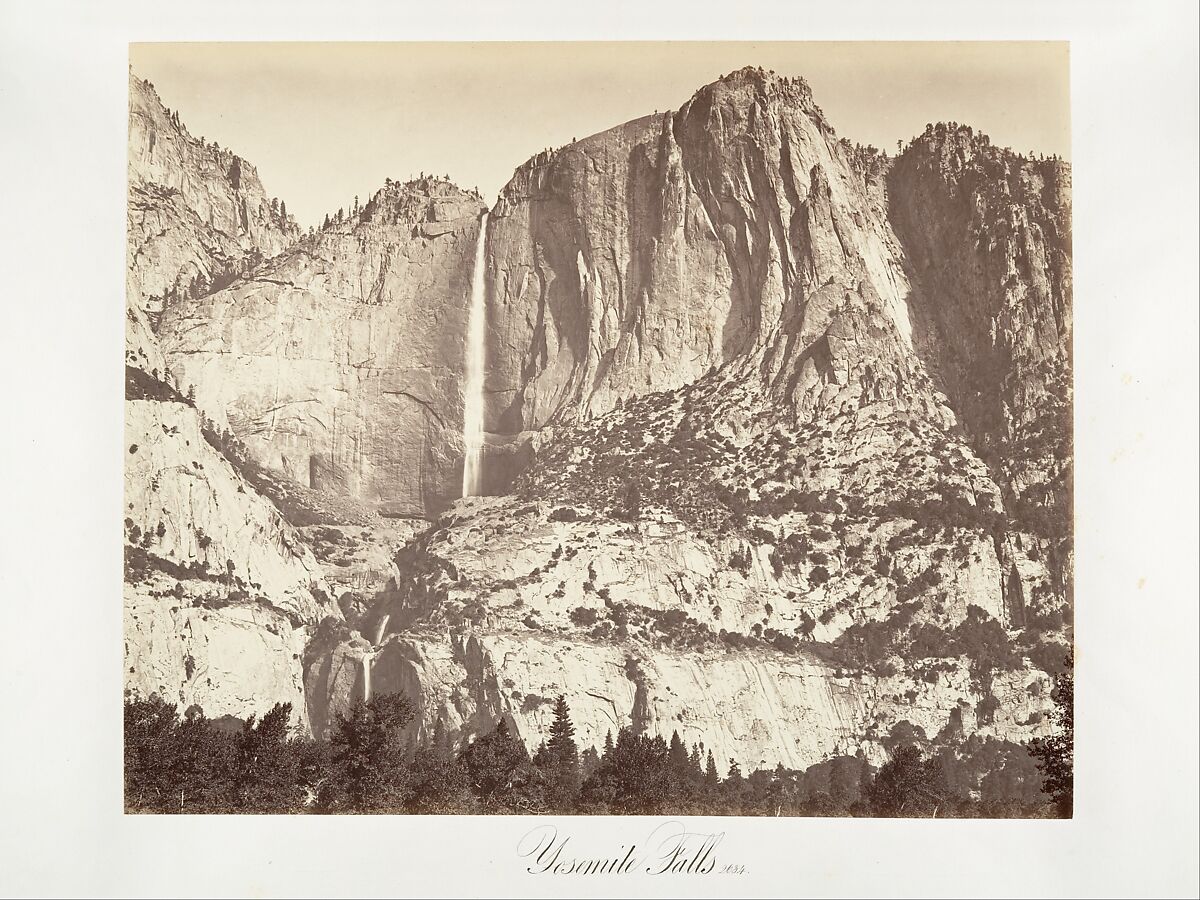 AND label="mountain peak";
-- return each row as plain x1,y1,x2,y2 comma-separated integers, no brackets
679,64,827,135
320,175,485,230
718,64,807,88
